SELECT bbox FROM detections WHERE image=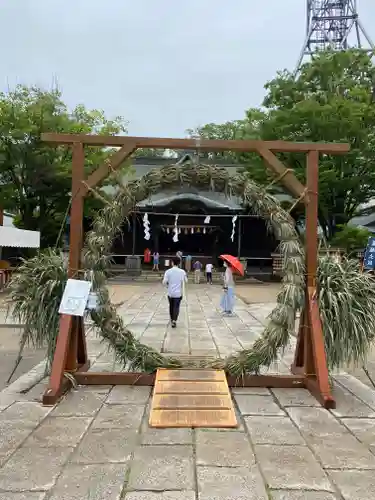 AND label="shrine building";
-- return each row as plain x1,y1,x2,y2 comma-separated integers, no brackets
109,152,291,279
